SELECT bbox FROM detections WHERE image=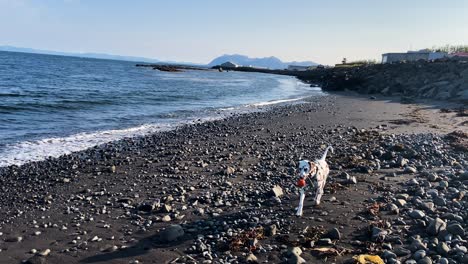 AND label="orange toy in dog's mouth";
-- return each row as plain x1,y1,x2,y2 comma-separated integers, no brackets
297,178,306,187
